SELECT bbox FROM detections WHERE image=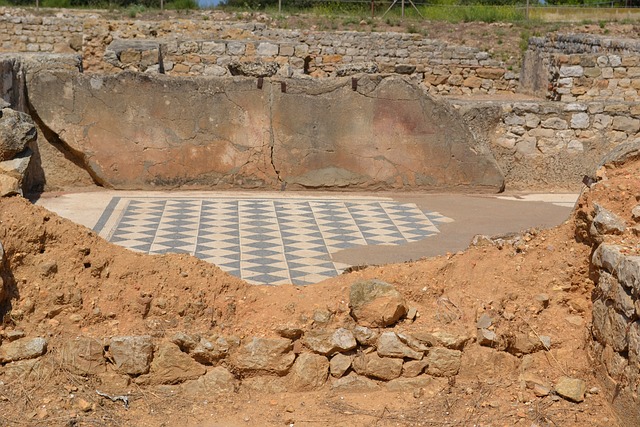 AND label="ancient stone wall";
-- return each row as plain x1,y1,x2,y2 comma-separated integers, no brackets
0,10,518,96
94,26,519,95
450,98,640,189
521,34,640,102
575,159,640,427
0,8,82,54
